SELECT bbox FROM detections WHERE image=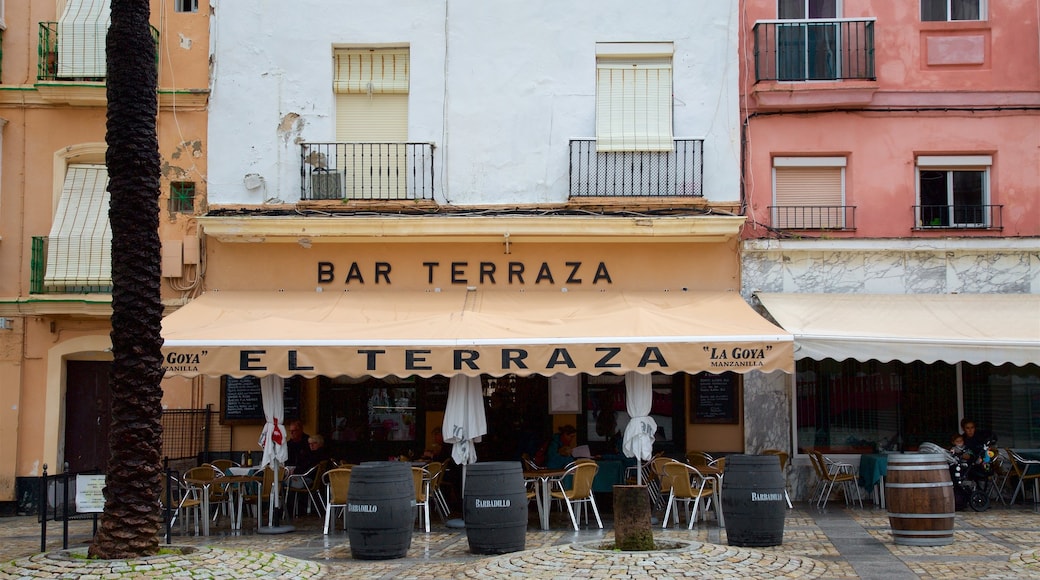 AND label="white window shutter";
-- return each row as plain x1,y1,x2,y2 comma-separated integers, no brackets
45,165,111,288
57,0,111,78
334,48,410,94
596,59,673,152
